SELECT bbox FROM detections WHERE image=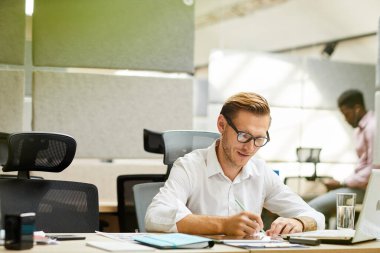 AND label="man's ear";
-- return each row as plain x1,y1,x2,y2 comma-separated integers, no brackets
217,114,226,133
